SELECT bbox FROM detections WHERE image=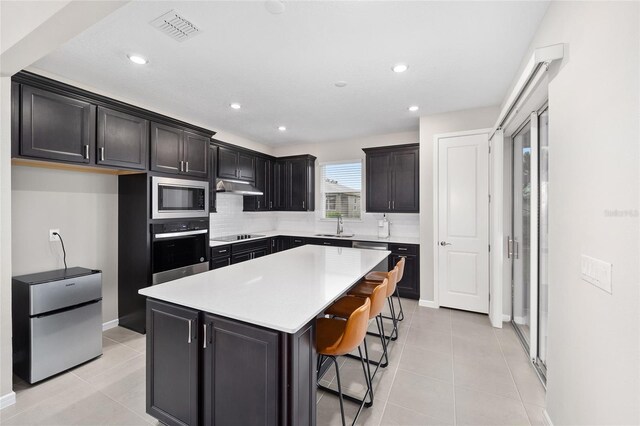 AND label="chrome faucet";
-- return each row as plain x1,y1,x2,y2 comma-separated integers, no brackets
336,215,344,236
